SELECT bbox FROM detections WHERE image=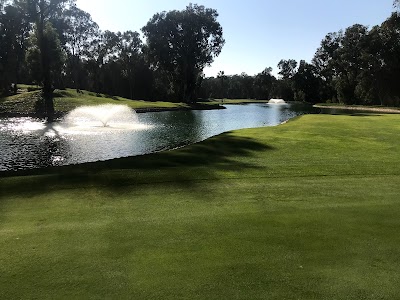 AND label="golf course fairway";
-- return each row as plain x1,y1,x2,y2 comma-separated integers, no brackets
1,114,400,299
